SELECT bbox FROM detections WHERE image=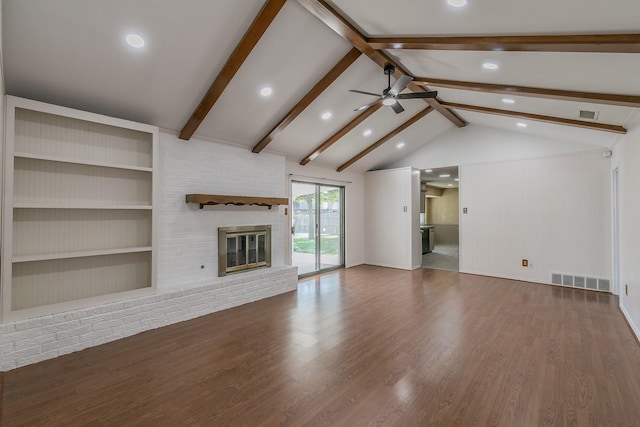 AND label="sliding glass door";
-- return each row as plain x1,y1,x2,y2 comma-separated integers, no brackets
291,181,344,276
292,182,317,276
